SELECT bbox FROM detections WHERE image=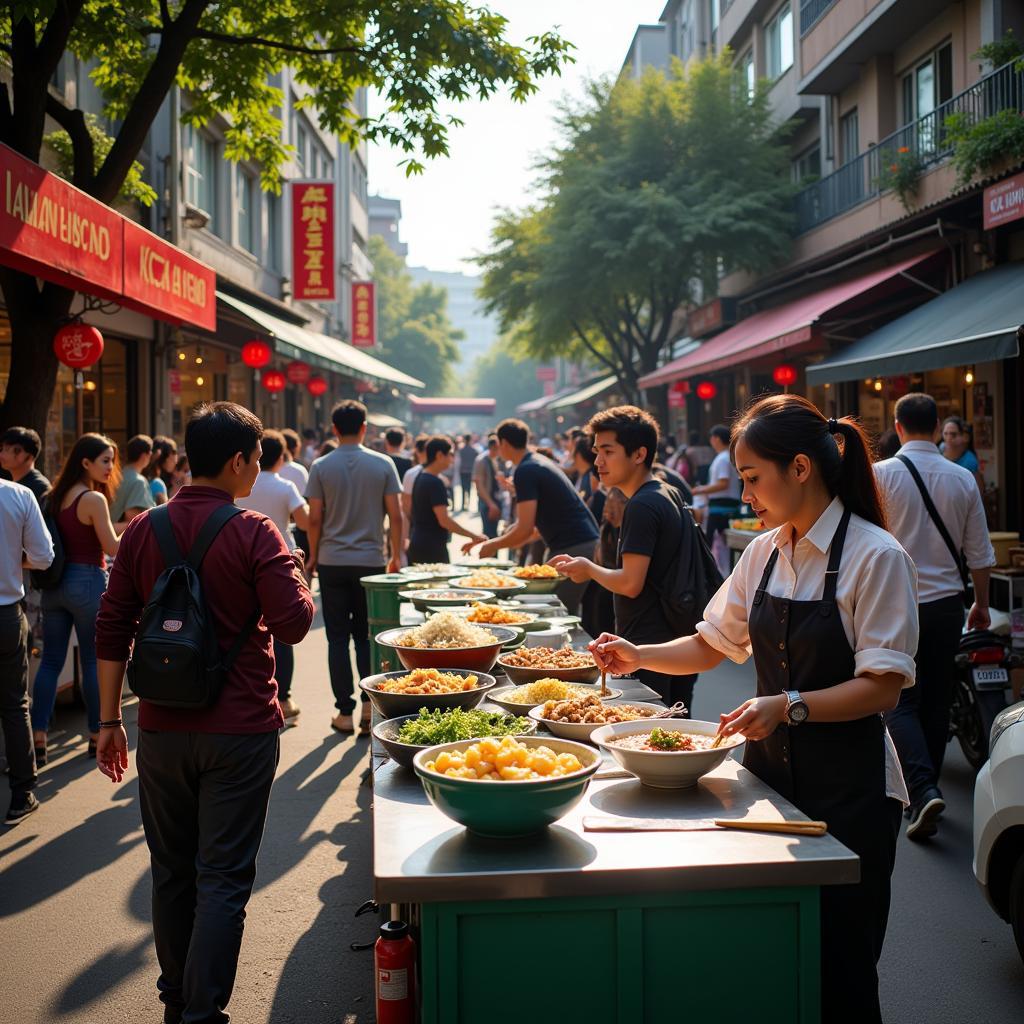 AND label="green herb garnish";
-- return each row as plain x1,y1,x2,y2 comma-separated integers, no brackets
647,728,686,751
397,707,531,746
